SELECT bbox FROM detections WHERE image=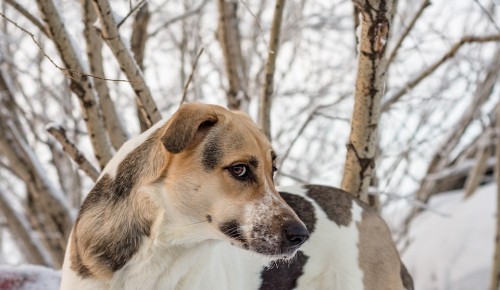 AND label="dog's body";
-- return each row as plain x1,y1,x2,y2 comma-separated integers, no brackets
60,103,413,290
